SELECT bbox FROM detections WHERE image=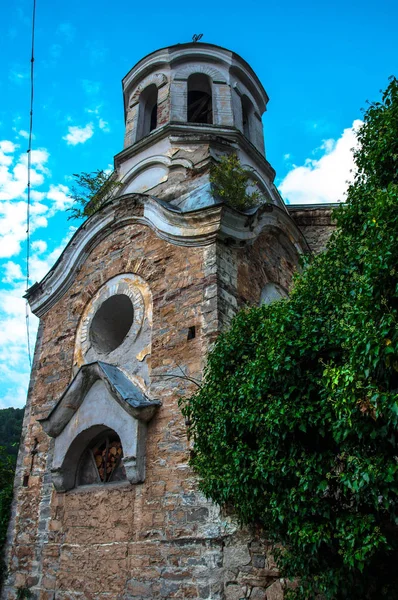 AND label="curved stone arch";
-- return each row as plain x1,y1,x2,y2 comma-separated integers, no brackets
53,424,119,491
129,72,168,107
259,281,289,306
74,272,152,369
120,155,194,195
220,203,310,256
25,195,225,317
255,219,307,257
232,81,259,117
229,65,267,113
240,164,274,202
173,63,227,84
